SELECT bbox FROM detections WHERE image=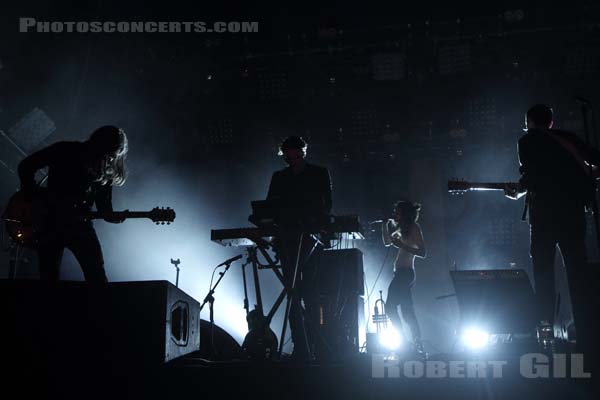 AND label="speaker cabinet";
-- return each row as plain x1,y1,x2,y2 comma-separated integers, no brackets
0,279,200,366
450,269,536,334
